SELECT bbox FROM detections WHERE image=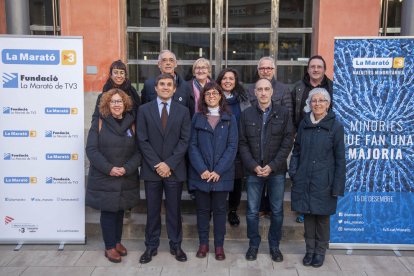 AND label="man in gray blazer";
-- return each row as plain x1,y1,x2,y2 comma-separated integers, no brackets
137,73,191,264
